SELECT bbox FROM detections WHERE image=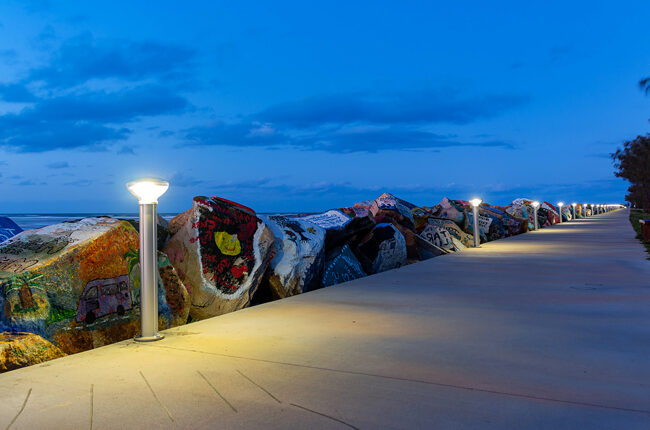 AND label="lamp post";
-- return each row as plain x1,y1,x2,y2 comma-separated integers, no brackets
127,178,169,342
531,201,540,230
571,203,577,220
557,202,564,224
470,198,482,248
